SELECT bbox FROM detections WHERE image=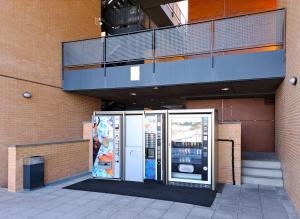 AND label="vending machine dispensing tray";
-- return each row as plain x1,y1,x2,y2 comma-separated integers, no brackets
64,179,216,207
